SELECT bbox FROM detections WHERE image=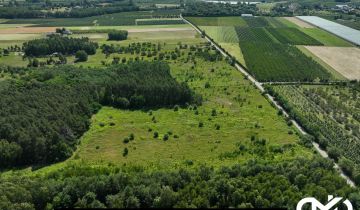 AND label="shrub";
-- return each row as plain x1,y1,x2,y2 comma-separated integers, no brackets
154,132,159,138
199,122,204,127
123,148,129,157
75,50,88,62
108,30,128,41
123,137,130,144
163,134,169,141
